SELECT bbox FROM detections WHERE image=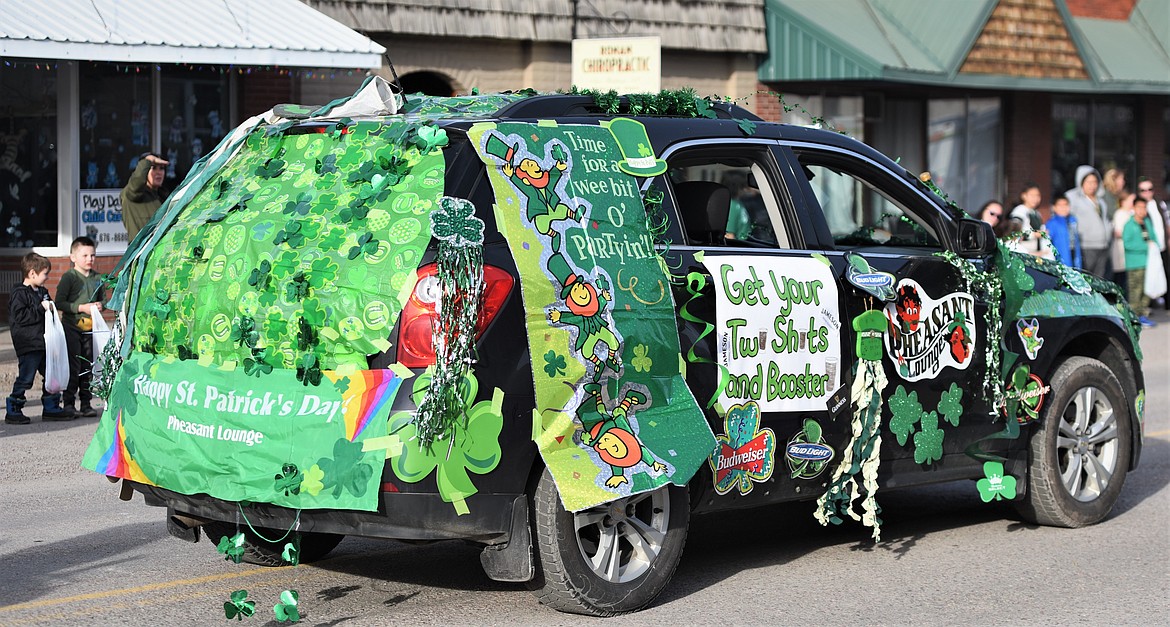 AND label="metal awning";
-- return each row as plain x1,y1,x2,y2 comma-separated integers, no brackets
0,0,384,68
